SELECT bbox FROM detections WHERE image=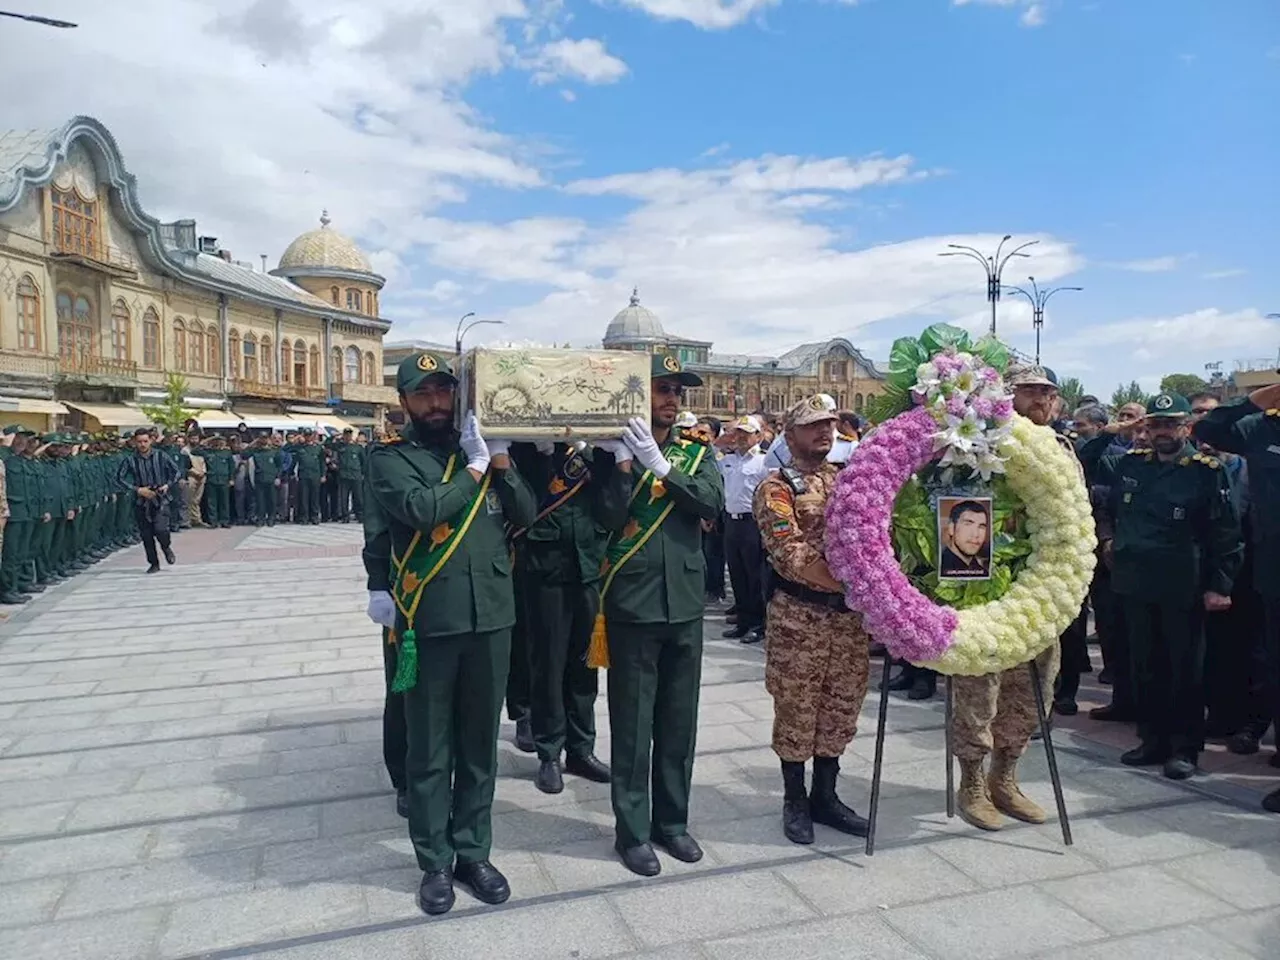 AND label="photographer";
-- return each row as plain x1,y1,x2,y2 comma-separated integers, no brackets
117,427,181,574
